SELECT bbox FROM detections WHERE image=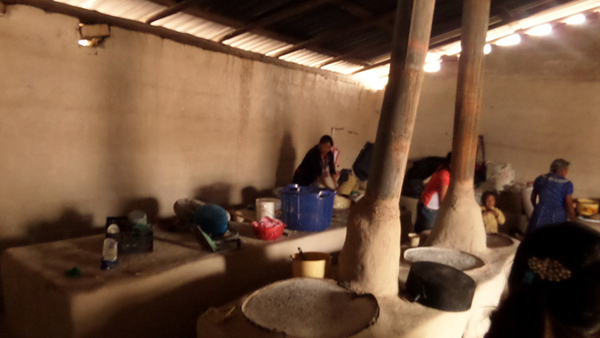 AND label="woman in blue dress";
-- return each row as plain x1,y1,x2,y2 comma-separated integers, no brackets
528,159,577,232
